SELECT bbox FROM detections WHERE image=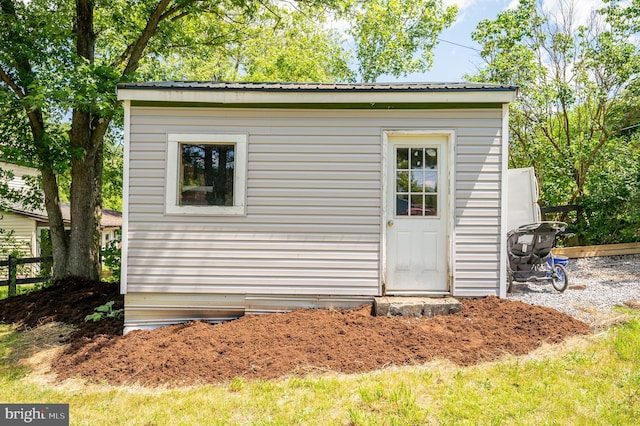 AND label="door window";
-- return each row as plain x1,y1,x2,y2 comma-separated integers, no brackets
395,147,438,217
